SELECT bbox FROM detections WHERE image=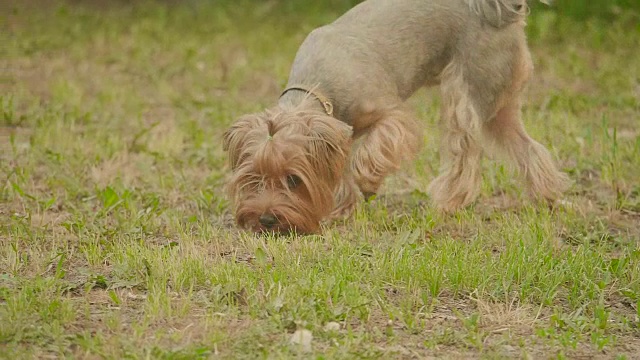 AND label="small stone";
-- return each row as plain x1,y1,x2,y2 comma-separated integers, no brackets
289,329,313,352
324,322,341,332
